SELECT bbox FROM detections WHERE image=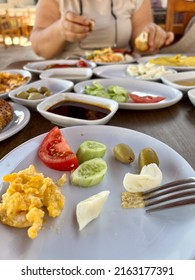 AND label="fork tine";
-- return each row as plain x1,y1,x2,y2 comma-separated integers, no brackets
146,197,195,213
145,190,195,207
143,177,195,213
143,177,195,195
143,182,195,200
